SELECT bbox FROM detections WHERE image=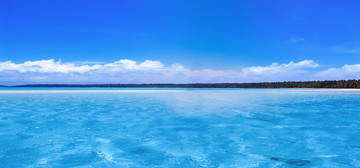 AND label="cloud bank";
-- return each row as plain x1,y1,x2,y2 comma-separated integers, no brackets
0,59,359,84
